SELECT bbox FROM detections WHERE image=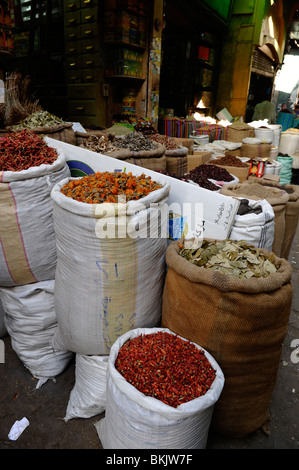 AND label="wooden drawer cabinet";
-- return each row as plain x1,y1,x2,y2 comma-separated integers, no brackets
81,38,99,53
65,40,81,55
64,0,105,126
65,10,81,26
80,6,98,23
68,83,97,99
64,0,80,11
81,0,96,8
68,100,97,116
66,56,82,70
